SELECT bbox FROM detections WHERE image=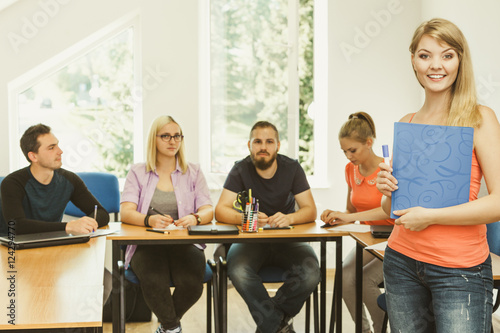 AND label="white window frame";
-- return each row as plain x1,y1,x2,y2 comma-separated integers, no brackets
7,11,143,175
199,0,328,189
